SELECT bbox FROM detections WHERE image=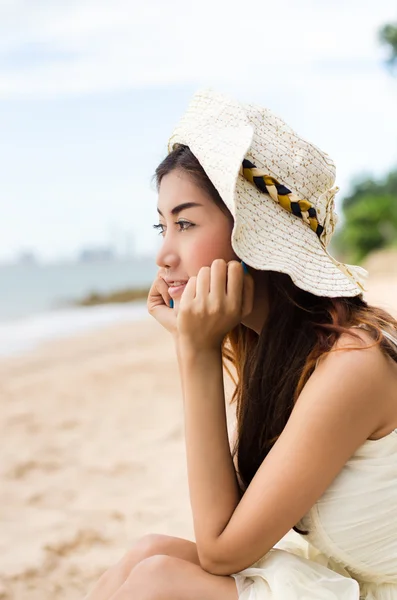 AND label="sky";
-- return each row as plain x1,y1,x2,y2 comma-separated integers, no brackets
1,0,396,263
